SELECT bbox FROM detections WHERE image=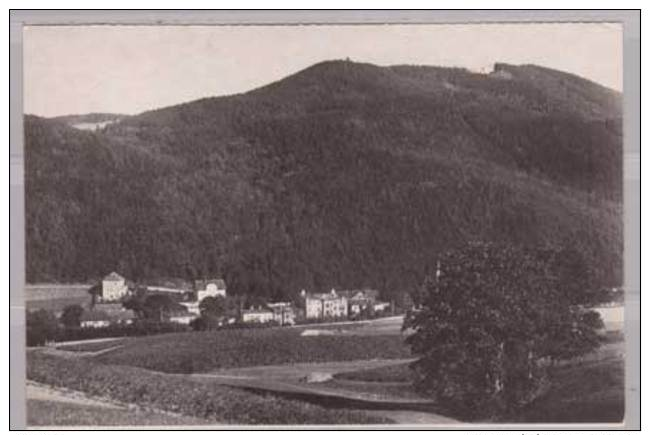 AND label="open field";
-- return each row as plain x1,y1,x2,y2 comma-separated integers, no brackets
26,296,90,312
24,284,91,312
92,326,412,373
29,315,626,426
25,284,91,300
55,316,406,354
